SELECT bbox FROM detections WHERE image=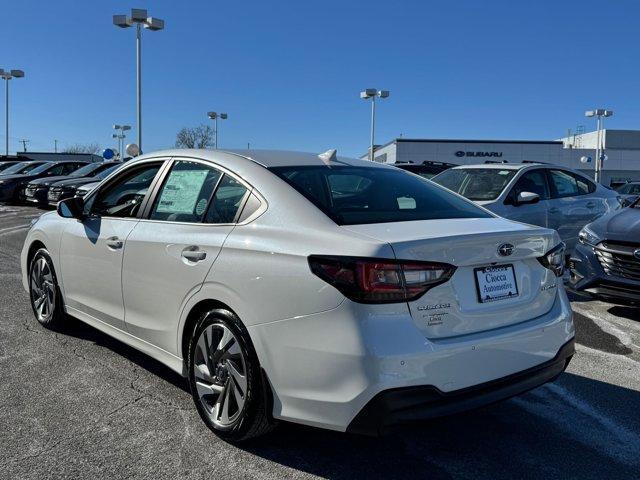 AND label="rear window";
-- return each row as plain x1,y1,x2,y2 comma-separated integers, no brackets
269,165,490,225
432,168,517,201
